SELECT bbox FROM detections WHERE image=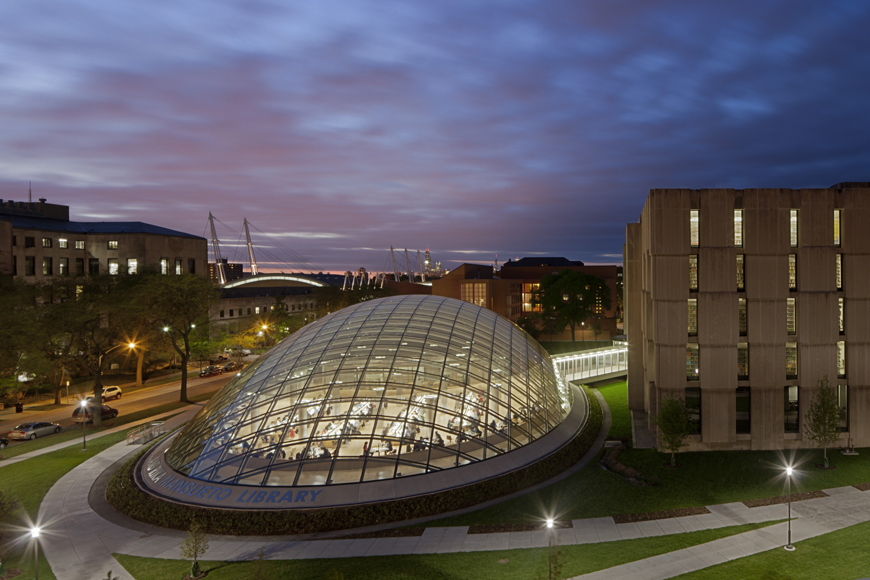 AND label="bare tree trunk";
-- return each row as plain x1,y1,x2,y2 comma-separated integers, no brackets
179,355,190,403
136,349,145,387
